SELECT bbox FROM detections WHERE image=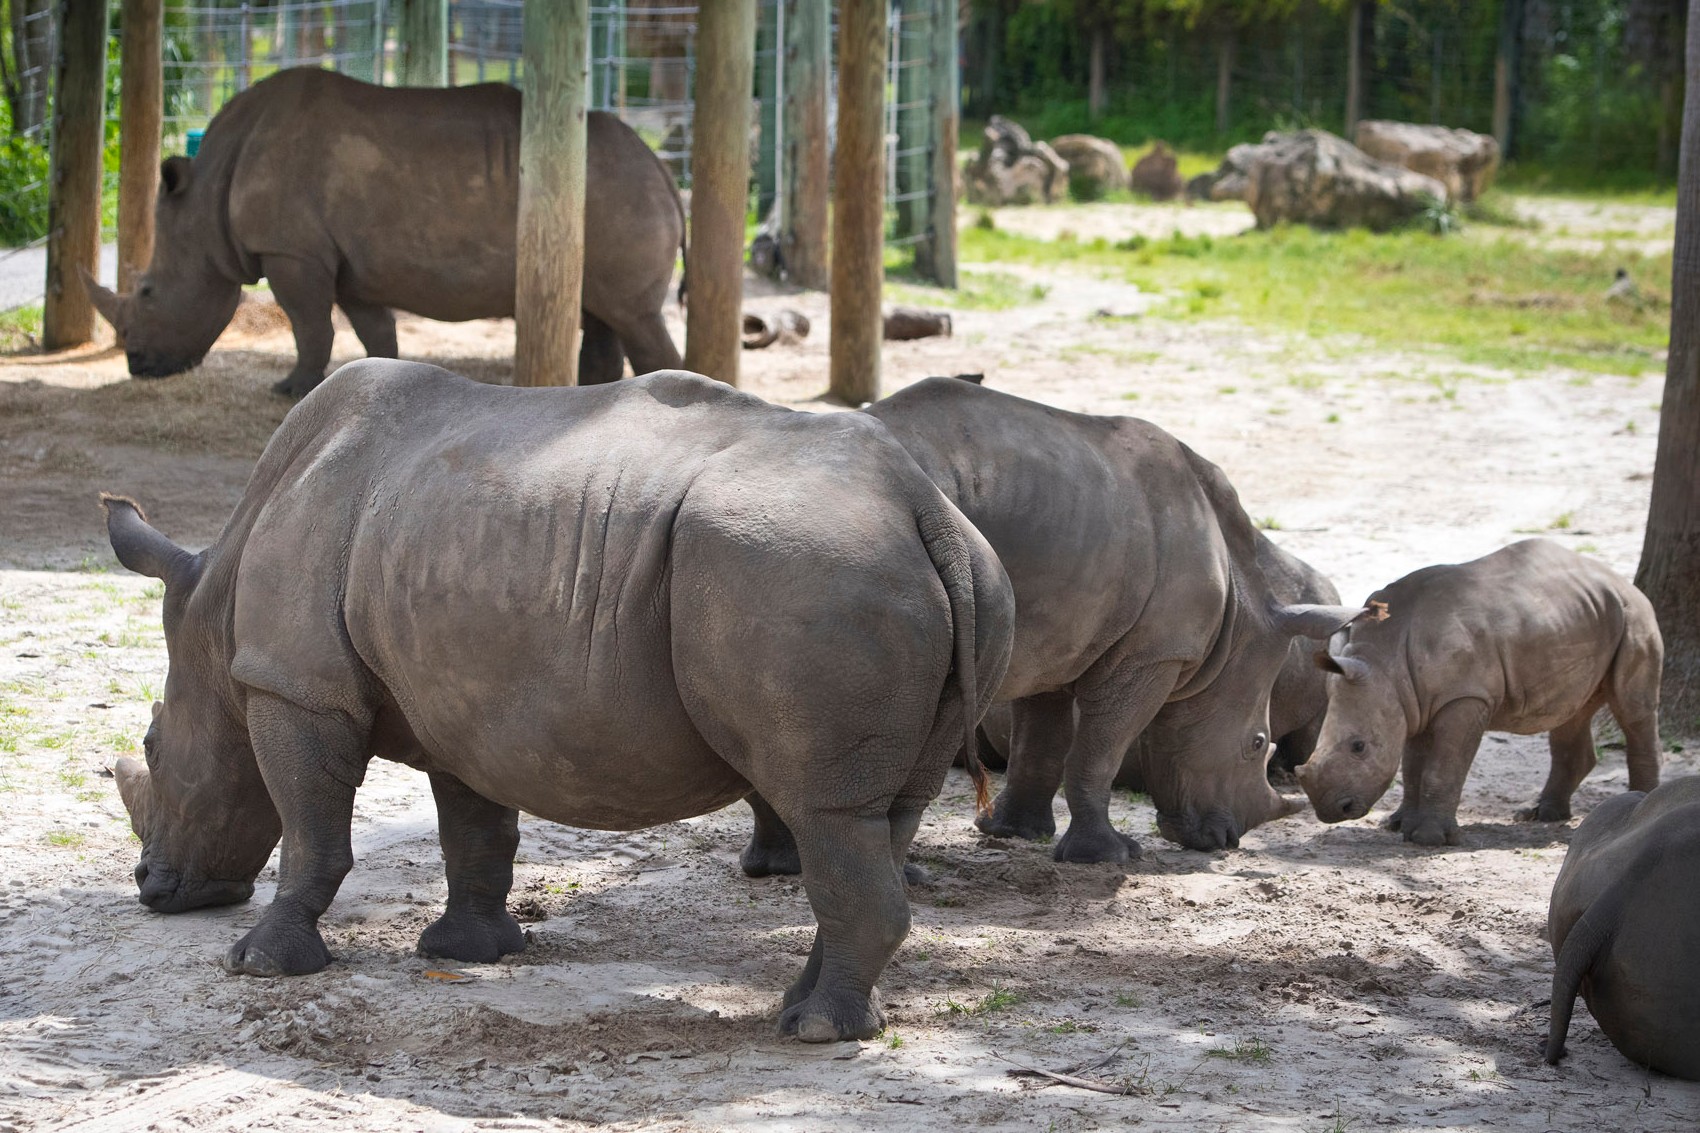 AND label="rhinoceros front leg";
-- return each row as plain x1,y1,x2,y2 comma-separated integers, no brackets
1053,665,1178,864
417,771,526,963
1383,739,1428,833
977,691,1074,842
223,692,364,977
262,255,336,398
1396,698,1491,847
340,299,398,361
